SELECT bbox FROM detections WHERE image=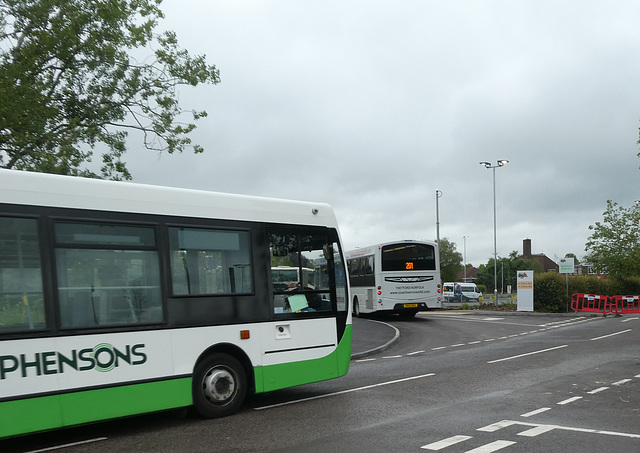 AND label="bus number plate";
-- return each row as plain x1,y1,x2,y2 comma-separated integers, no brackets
404,303,418,308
